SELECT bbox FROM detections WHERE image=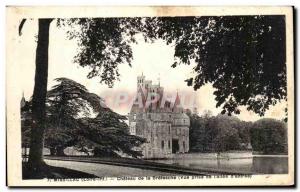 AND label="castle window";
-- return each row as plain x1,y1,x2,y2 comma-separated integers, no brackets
169,125,171,134
183,141,186,151
133,114,136,120
168,140,171,149
161,140,164,150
